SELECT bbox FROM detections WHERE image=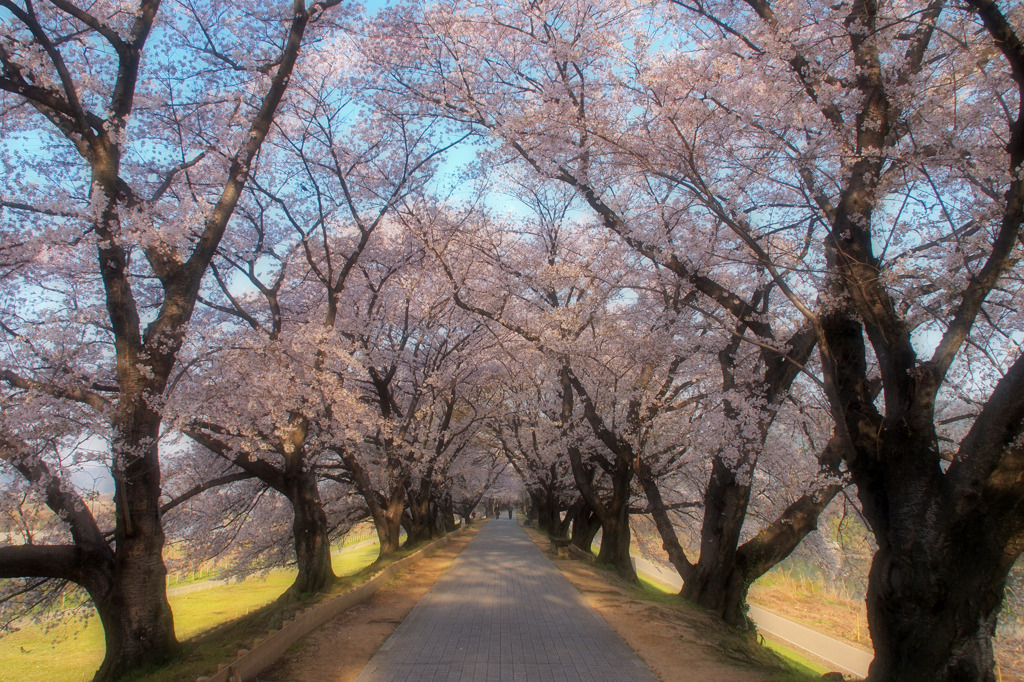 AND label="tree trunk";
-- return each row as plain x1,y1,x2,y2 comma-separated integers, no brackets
571,500,600,553
864,532,1004,682
405,480,435,545
96,409,177,680
567,446,637,582
437,492,457,532
595,493,635,581
680,457,752,625
375,487,406,557
285,470,334,595
819,308,1019,680
555,503,573,537
529,488,561,534
525,497,538,524
853,430,1008,681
